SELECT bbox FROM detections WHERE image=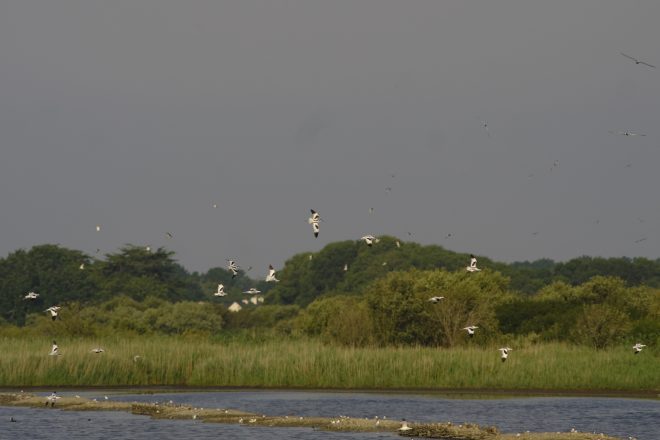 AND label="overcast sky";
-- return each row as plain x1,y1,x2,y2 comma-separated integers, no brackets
1,1,659,274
